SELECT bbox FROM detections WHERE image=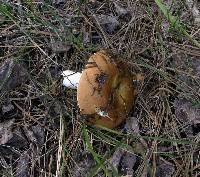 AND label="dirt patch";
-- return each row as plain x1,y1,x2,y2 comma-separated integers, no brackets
0,0,200,177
